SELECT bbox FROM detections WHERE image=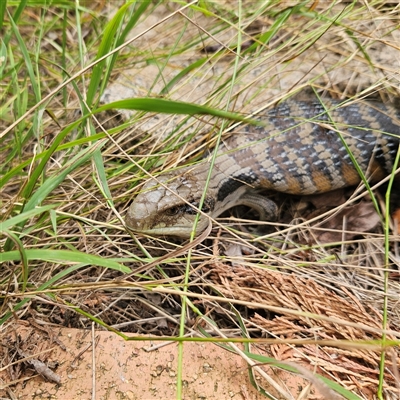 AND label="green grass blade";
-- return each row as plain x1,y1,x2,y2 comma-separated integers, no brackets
118,1,151,44
1,204,55,230
86,3,131,108
23,143,104,213
245,6,293,54
2,230,28,291
2,0,27,47
95,98,257,124
245,352,362,400
0,38,6,77
0,130,109,190
7,10,40,102
0,249,130,273
4,136,103,251
102,2,151,94
160,57,209,95
0,0,6,32
93,149,114,207
20,116,86,201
